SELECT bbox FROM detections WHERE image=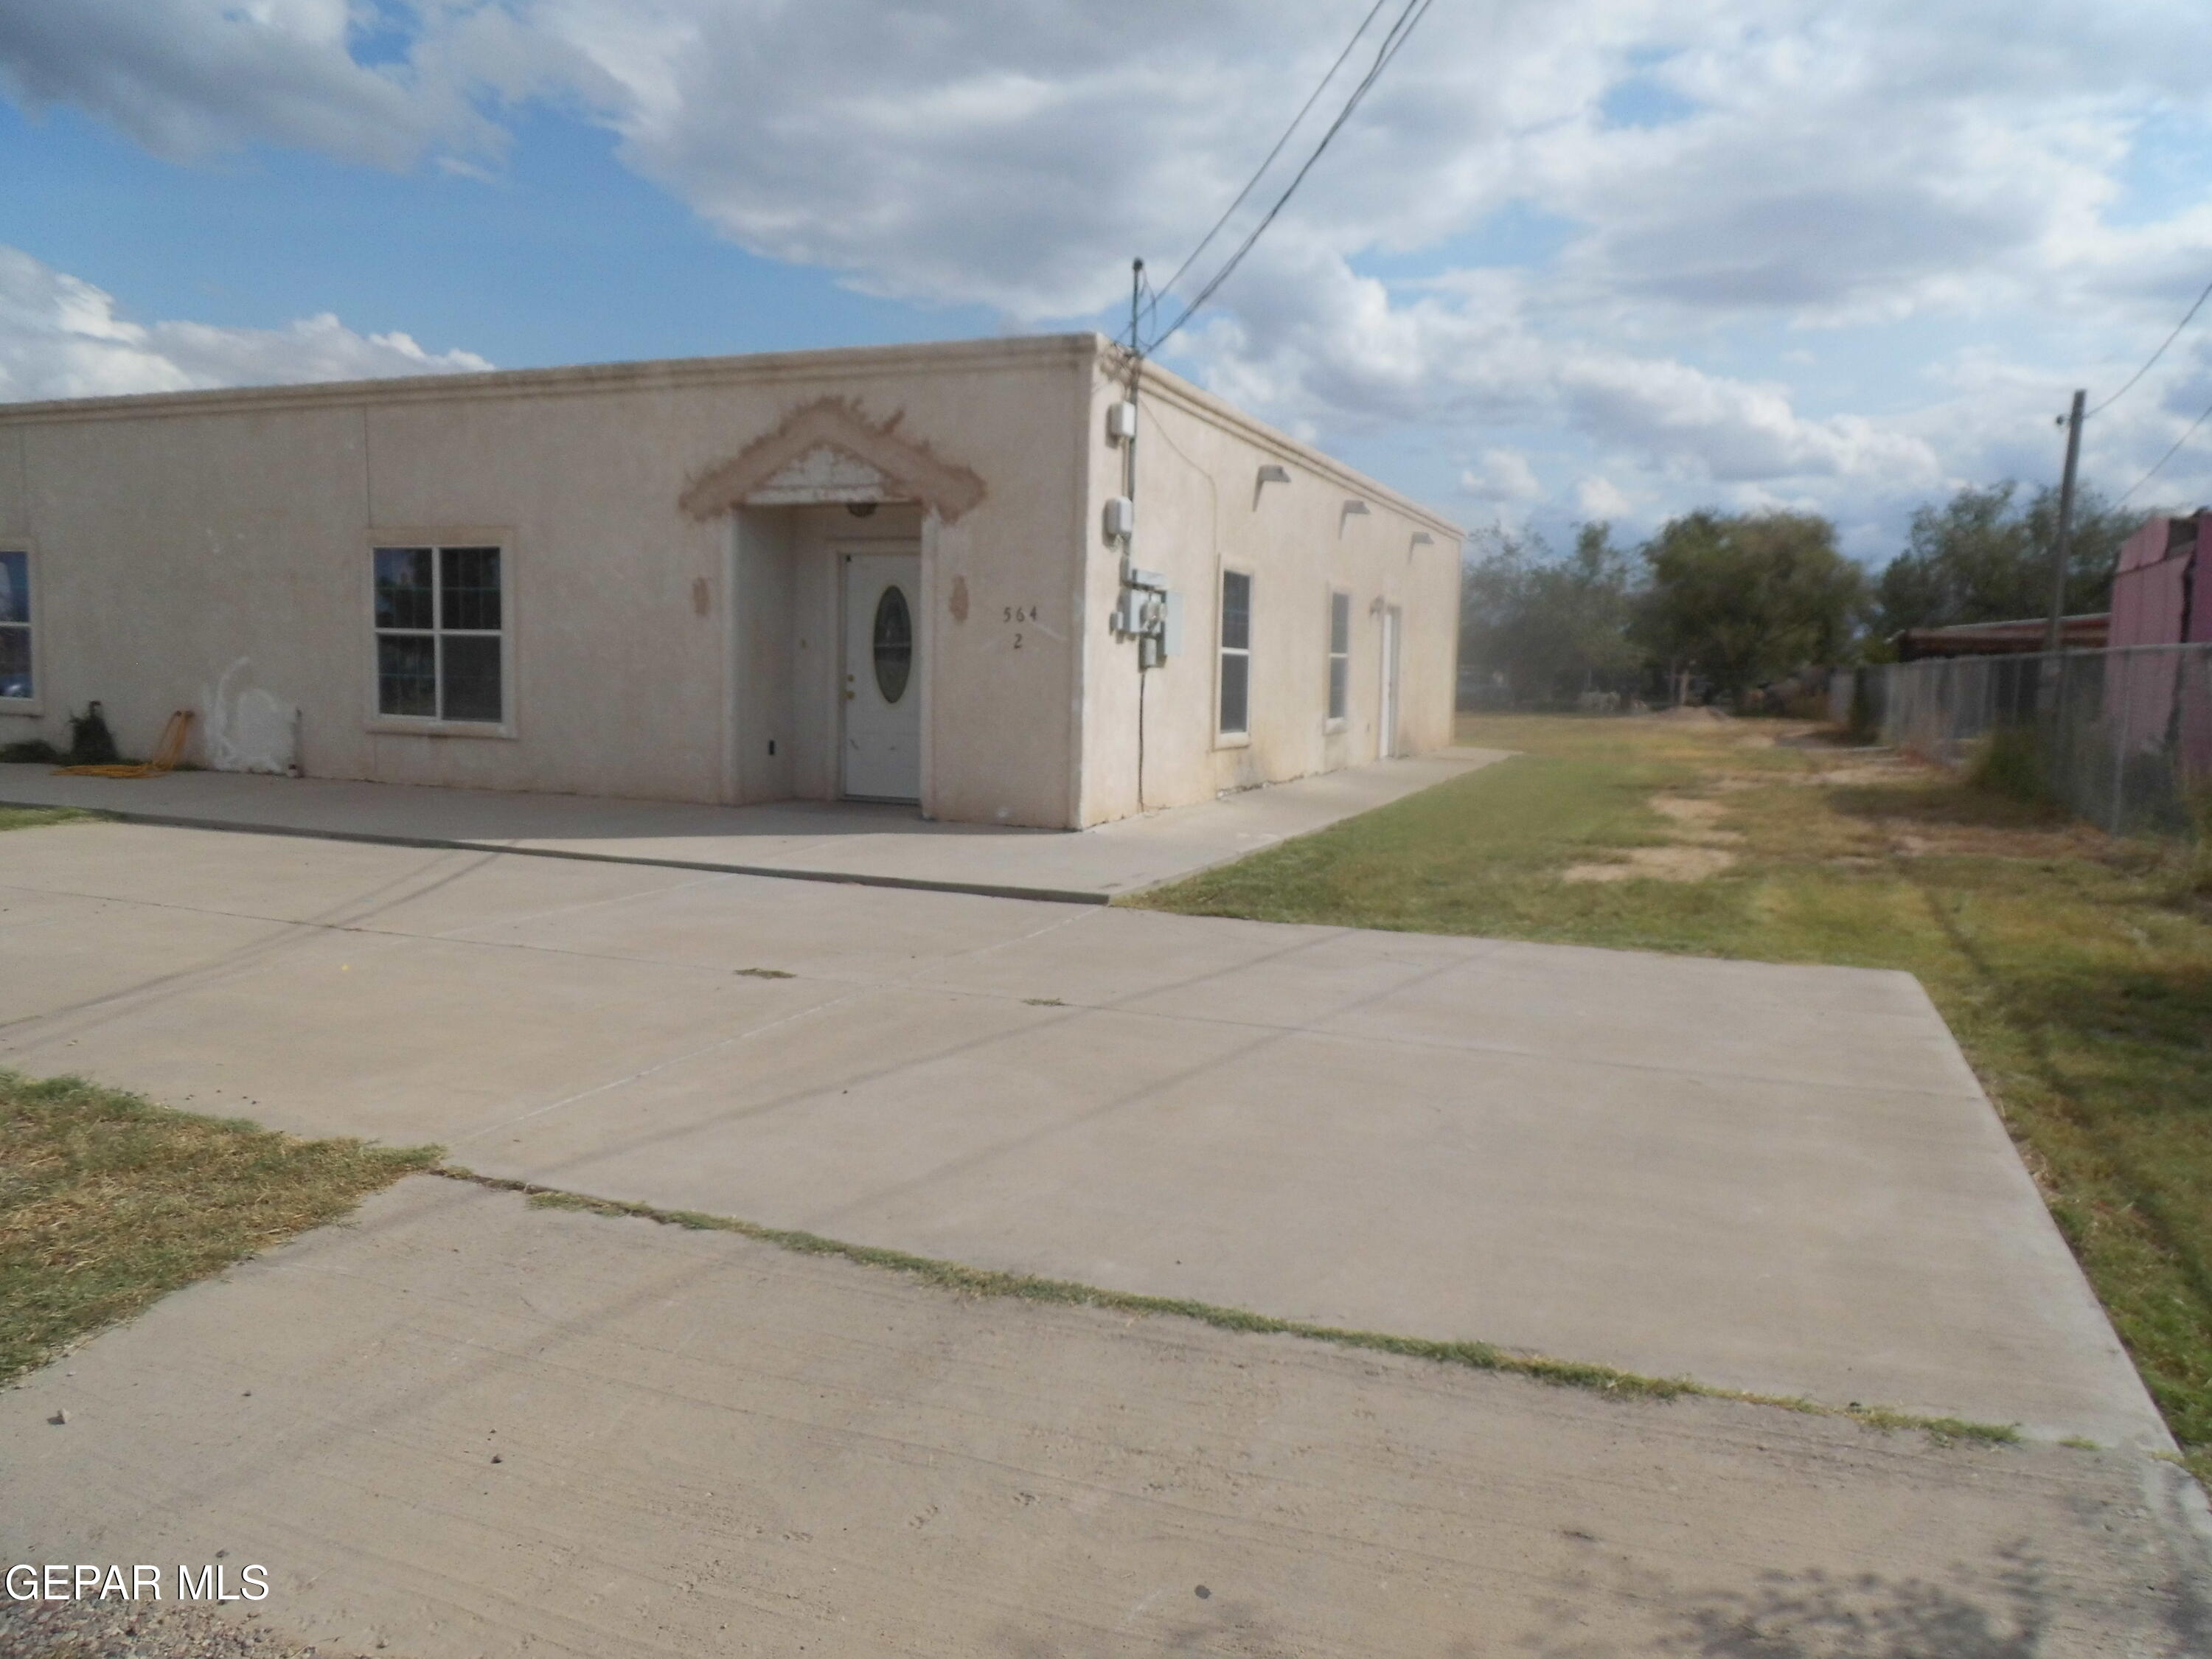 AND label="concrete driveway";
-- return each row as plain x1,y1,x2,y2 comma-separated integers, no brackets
4,1177,2205,1659
0,816,2164,1447
0,748,1506,902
